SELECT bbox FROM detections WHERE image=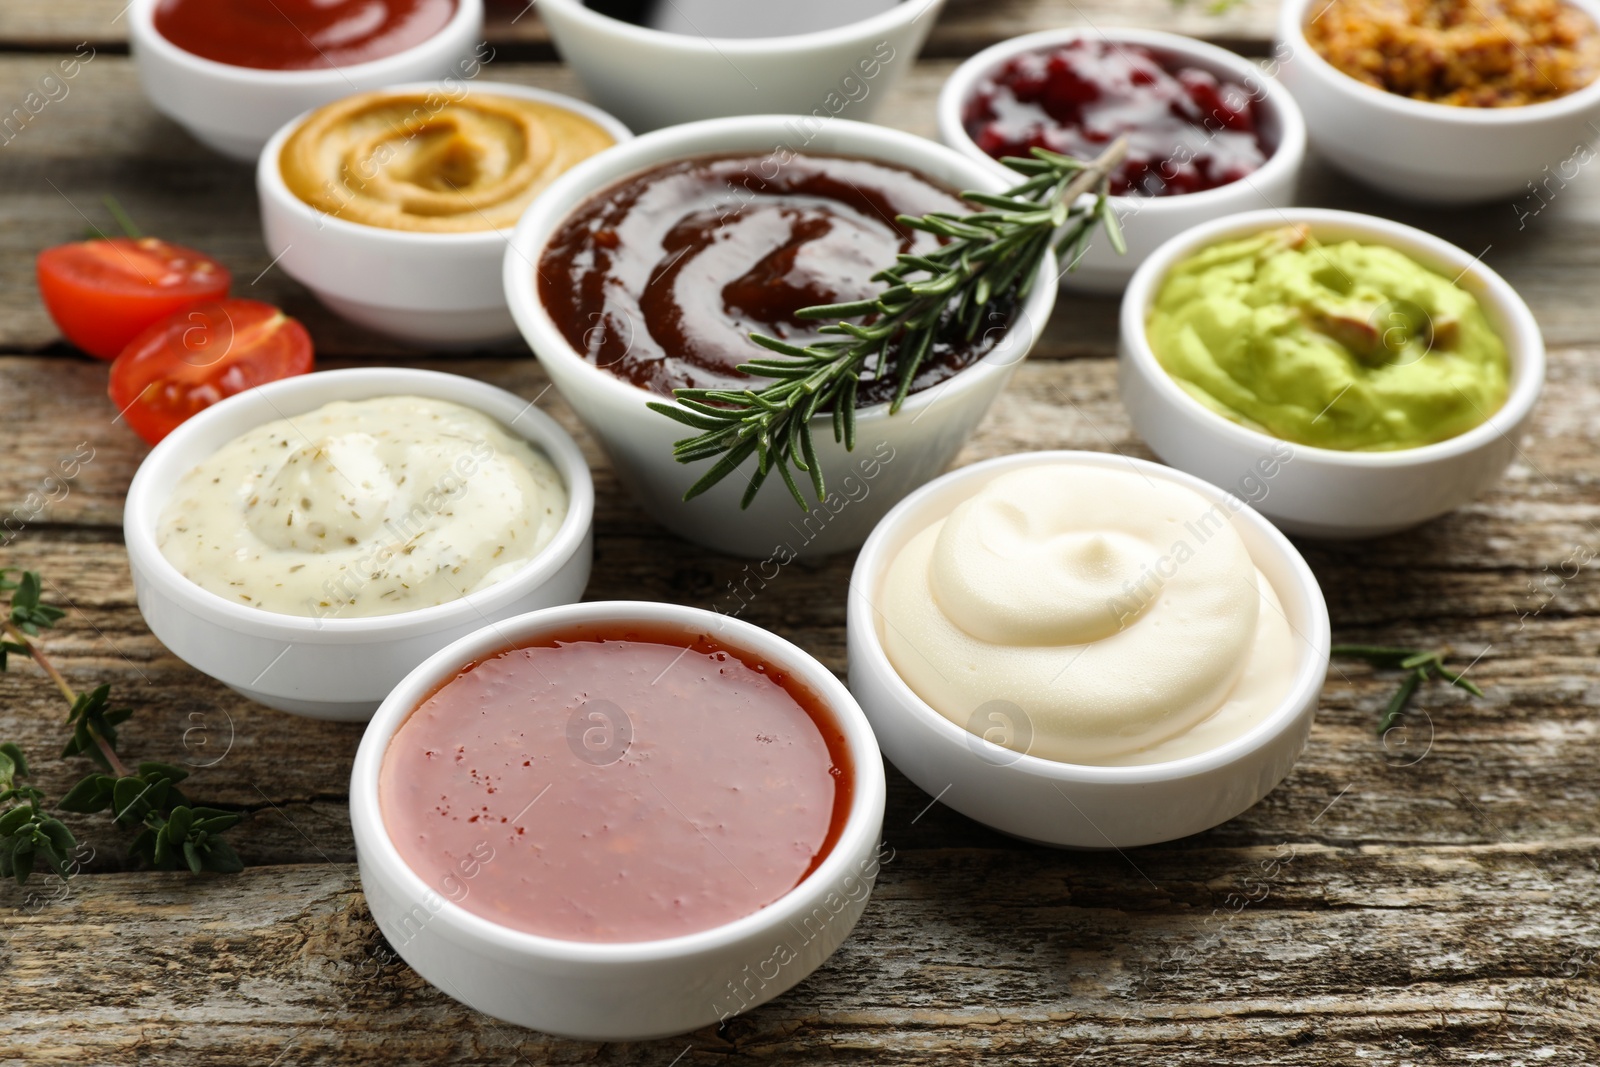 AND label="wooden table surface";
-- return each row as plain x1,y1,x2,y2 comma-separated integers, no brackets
2,1,1598,1063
